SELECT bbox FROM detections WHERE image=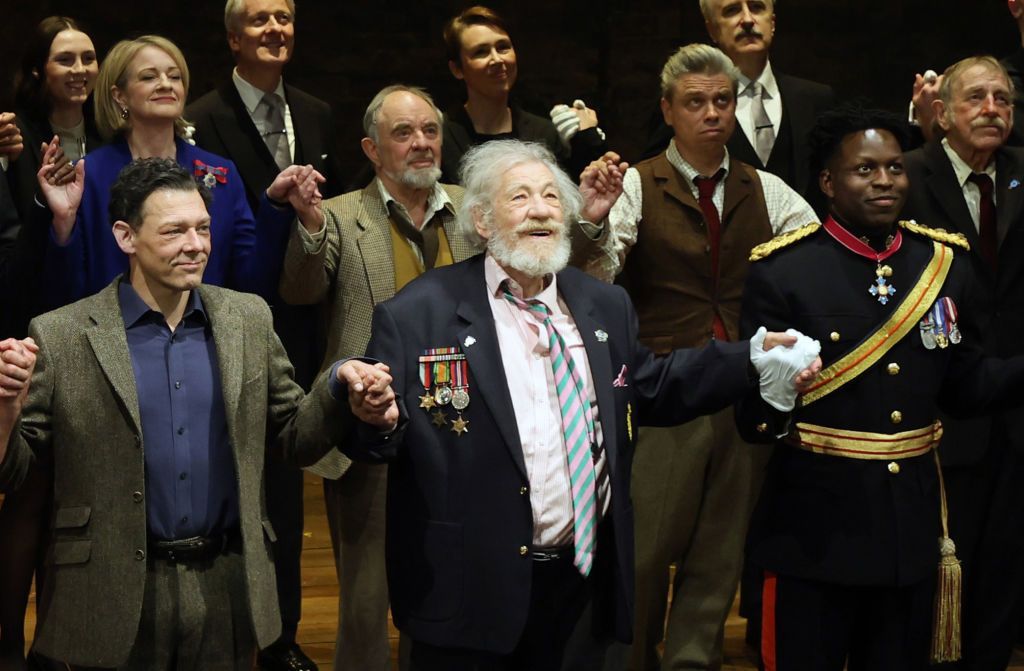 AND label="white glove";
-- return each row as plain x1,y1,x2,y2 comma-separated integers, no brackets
549,100,606,147
749,326,821,412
